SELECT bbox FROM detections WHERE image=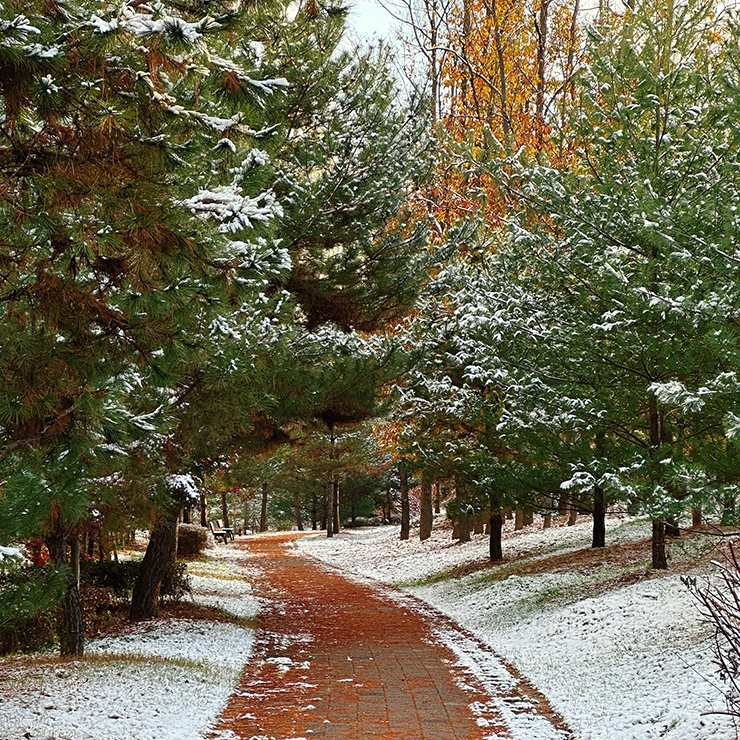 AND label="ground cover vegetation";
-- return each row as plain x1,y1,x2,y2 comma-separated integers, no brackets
3,0,740,723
